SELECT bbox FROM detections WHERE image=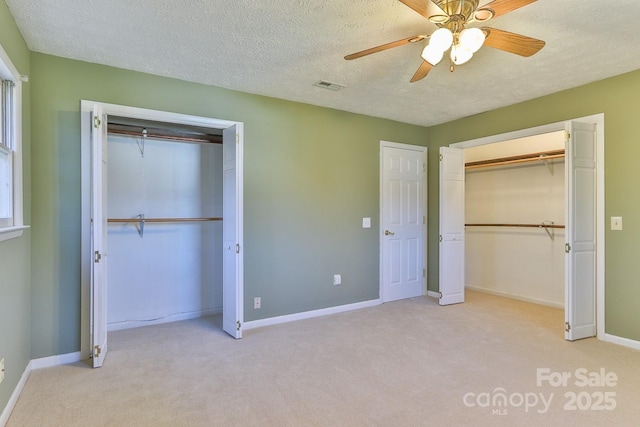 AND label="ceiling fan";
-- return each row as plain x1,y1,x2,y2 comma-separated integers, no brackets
345,0,545,82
